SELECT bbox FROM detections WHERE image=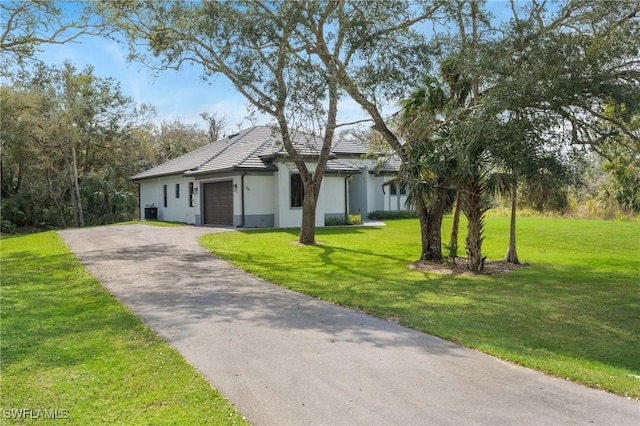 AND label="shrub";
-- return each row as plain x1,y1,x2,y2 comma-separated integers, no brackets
325,216,345,226
367,210,417,220
347,213,363,225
